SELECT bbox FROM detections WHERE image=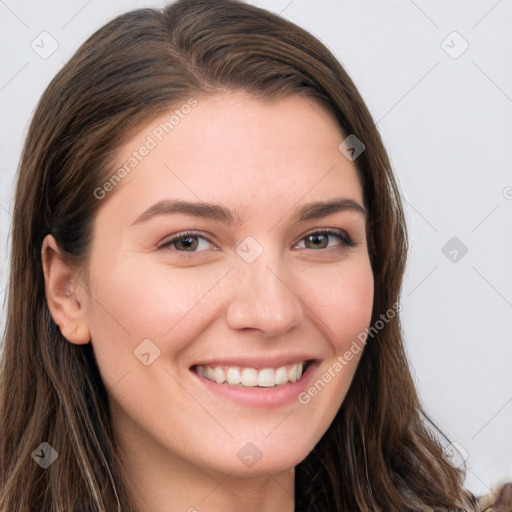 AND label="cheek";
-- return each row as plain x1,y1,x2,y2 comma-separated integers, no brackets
291,259,374,447
84,261,224,401
304,258,374,349
85,256,231,354
87,252,373,348
85,248,373,391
